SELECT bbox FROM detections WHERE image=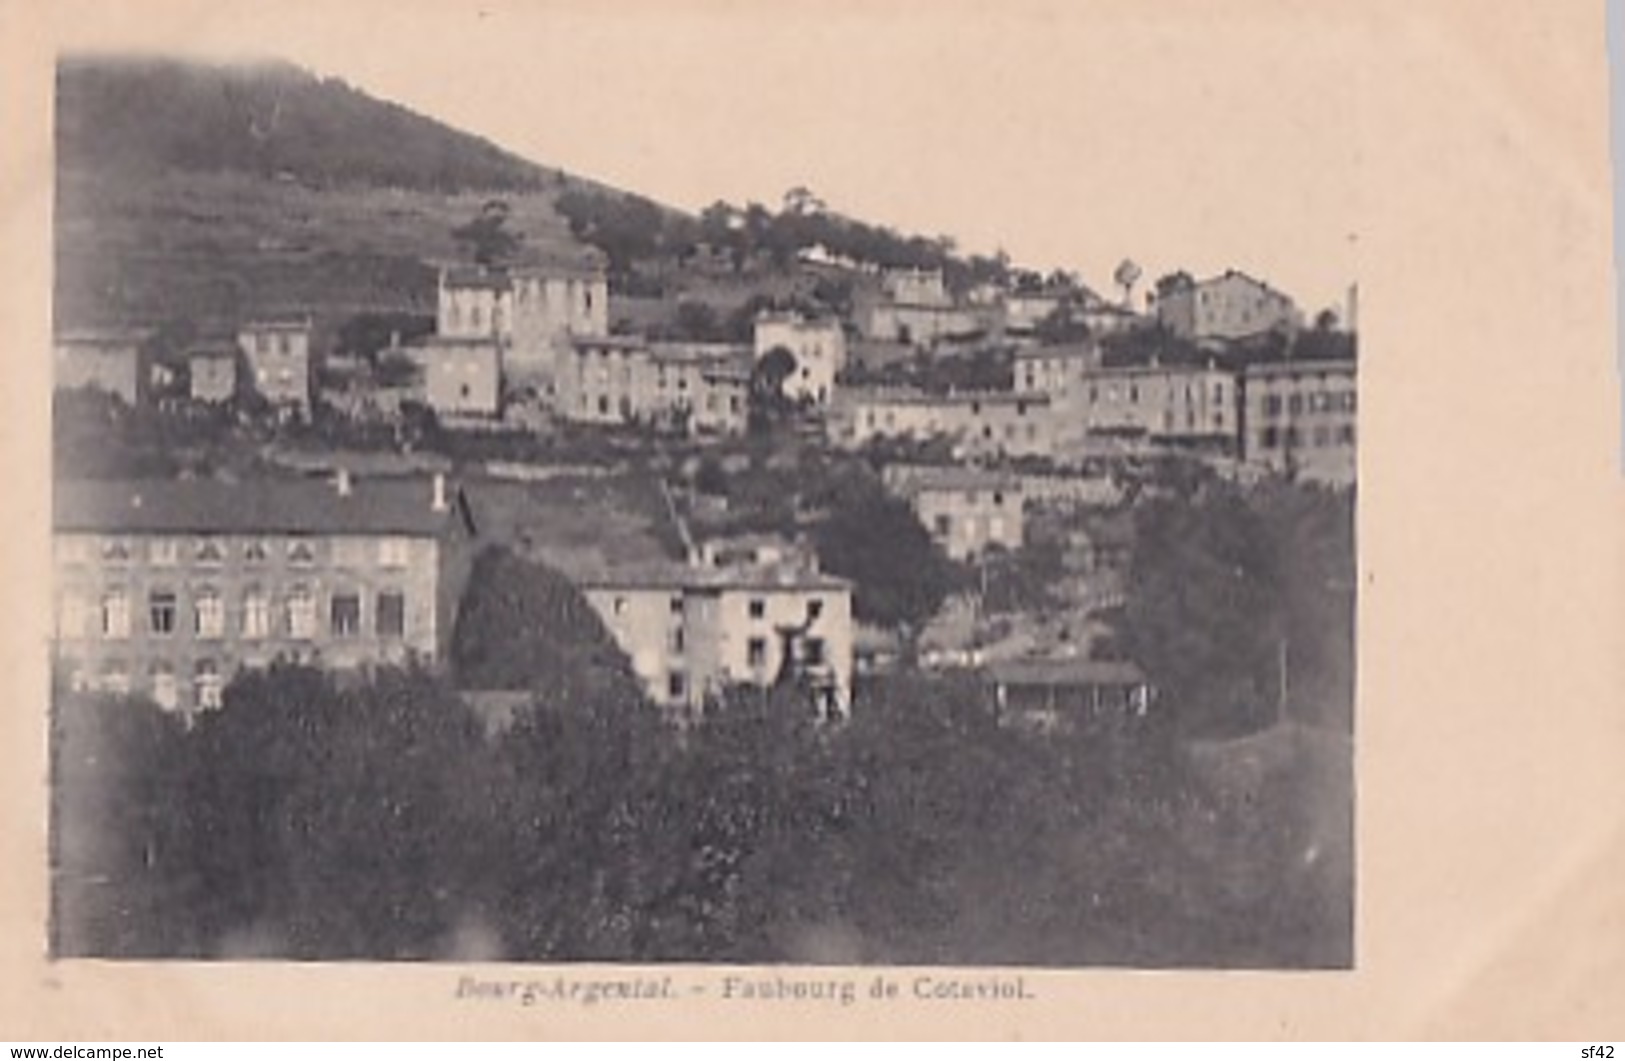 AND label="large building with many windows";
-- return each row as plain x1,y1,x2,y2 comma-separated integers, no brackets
1240,359,1358,486
828,386,1053,461
579,561,855,719
1062,362,1237,446
51,475,476,713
